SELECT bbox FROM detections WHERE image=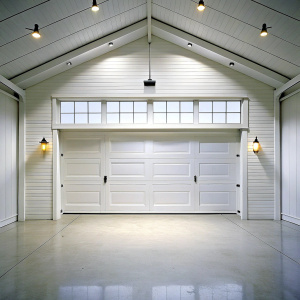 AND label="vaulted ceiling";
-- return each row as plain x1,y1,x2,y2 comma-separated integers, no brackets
0,0,299,89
